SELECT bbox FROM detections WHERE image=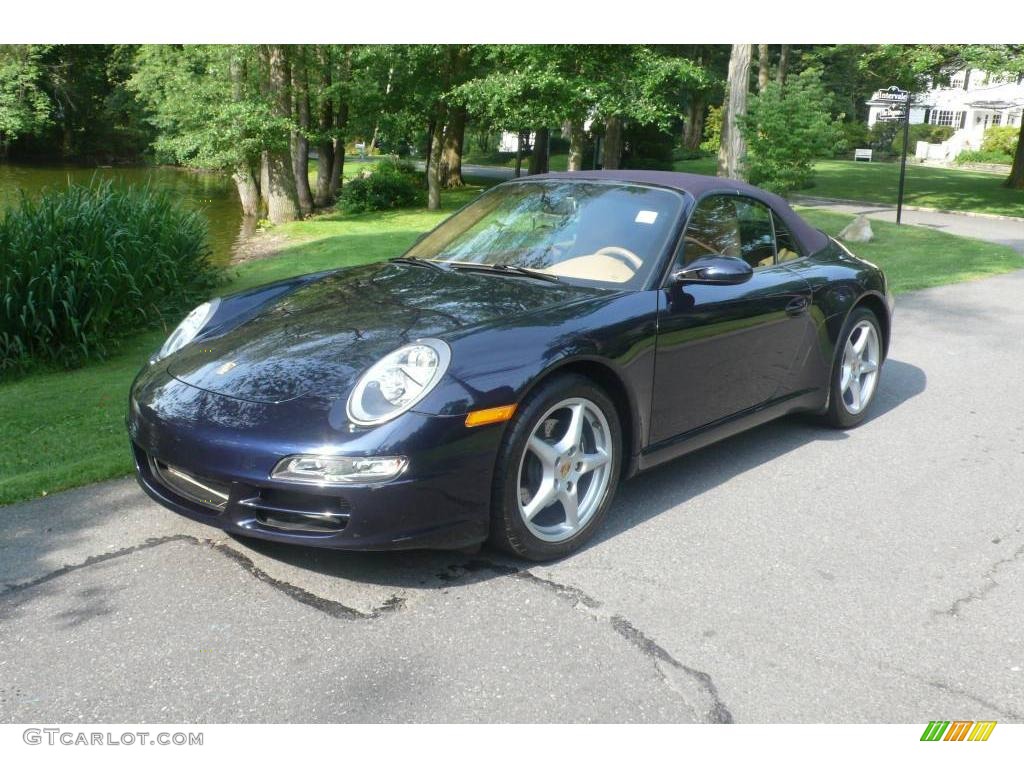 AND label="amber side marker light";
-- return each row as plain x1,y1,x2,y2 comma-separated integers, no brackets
465,404,517,428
